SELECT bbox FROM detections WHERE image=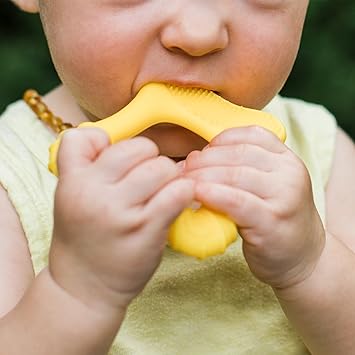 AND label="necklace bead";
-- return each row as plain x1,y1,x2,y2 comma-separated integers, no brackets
23,89,74,134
